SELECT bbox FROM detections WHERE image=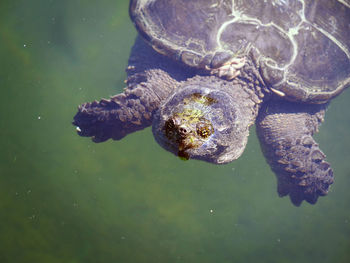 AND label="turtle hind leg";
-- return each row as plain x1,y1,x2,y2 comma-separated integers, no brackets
256,100,334,206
